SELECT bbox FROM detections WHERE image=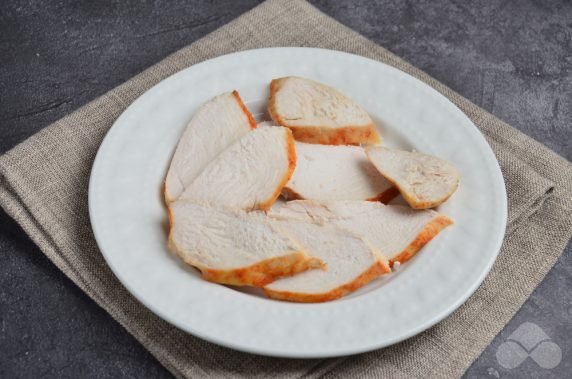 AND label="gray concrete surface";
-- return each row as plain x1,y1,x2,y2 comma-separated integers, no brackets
0,0,570,377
